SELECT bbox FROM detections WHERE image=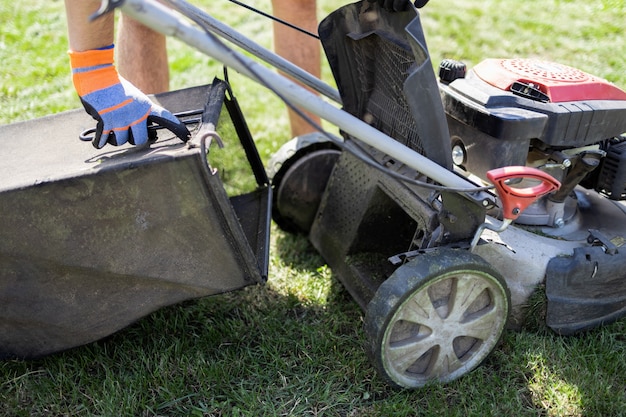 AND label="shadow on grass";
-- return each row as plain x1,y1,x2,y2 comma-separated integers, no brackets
2,228,625,416
0,227,374,416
